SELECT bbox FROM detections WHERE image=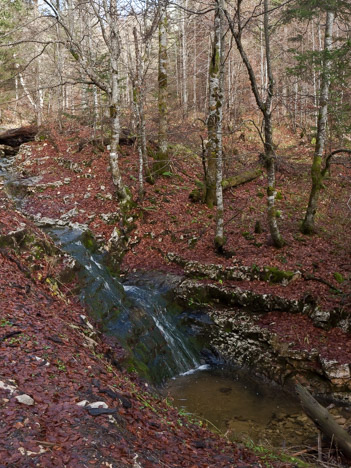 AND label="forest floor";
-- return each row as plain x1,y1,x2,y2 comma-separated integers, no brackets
0,135,278,467
17,121,351,363
0,120,350,466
